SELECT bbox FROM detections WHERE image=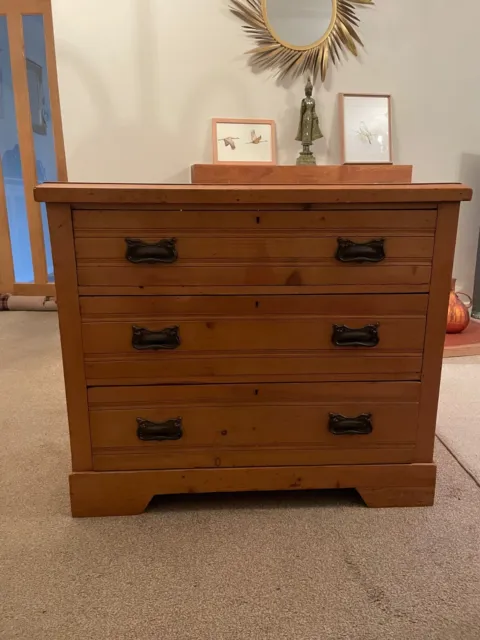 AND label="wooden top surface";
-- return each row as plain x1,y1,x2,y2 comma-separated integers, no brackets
191,164,413,185
34,182,472,205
